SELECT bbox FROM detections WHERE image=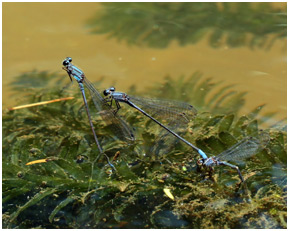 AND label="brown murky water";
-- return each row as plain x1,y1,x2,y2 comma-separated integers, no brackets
3,2,287,125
